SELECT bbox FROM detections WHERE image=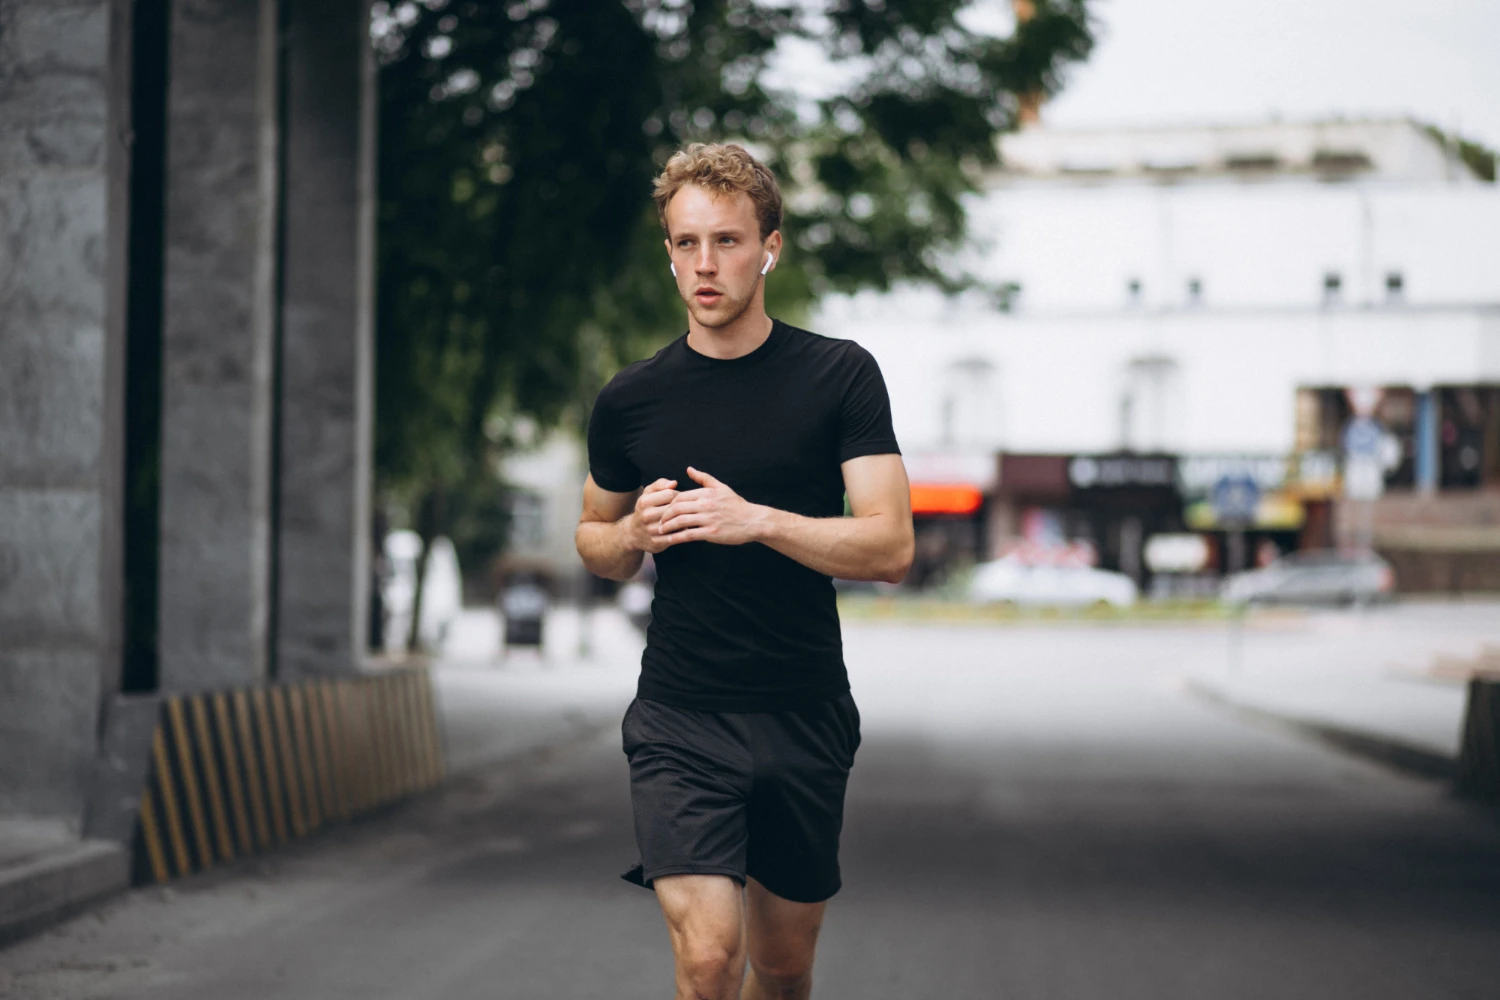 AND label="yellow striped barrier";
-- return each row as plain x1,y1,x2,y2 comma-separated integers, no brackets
133,667,444,883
